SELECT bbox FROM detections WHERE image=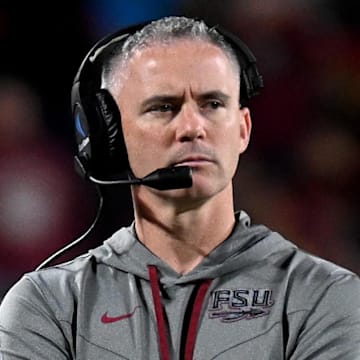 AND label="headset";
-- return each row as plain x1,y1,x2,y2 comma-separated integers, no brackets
70,17,264,183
